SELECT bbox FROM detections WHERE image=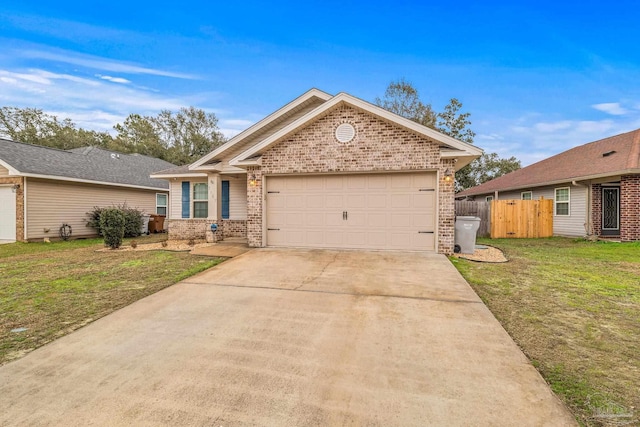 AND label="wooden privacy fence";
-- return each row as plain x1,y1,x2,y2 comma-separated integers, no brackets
454,201,491,237
490,199,553,238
